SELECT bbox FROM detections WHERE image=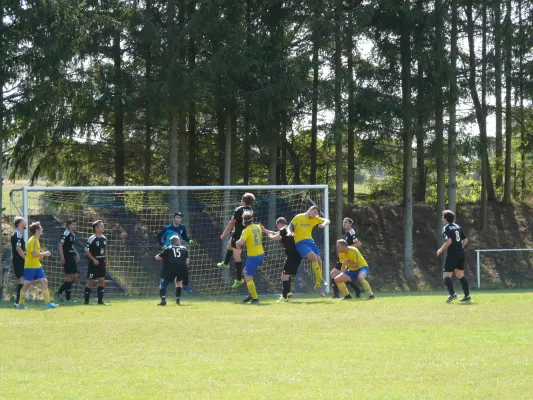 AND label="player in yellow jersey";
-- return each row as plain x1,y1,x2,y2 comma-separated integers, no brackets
236,211,264,304
15,222,58,309
289,205,330,295
333,239,374,300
